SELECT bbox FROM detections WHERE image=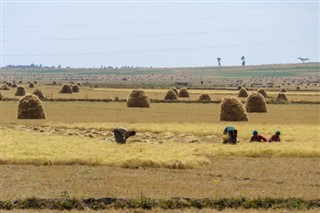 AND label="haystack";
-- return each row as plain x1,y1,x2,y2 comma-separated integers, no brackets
1,85,10,90
198,93,211,101
164,90,178,101
33,89,45,100
245,93,267,113
59,84,72,93
29,83,34,88
178,87,189,97
11,83,17,88
15,86,26,96
220,96,248,121
238,88,248,97
77,82,82,86
296,86,300,90
172,87,178,95
17,94,46,119
257,88,267,97
52,81,56,85
276,93,288,102
280,88,286,92
6,82,12,87
72,85,80,93
127,89,150,108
